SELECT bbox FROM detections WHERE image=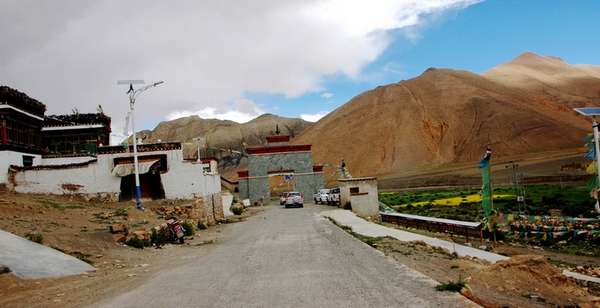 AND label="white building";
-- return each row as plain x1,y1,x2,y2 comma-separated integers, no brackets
1,85,221,203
